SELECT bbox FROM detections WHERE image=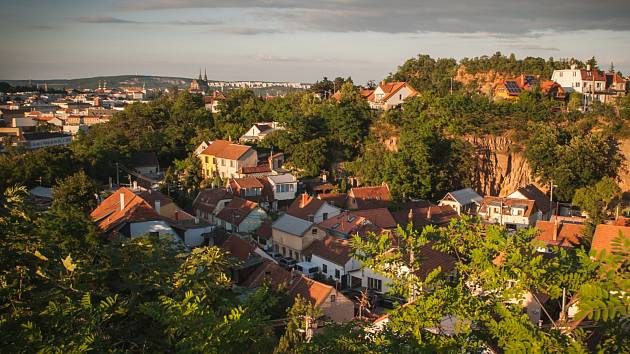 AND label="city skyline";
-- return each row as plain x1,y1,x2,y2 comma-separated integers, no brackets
2,0,630,83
